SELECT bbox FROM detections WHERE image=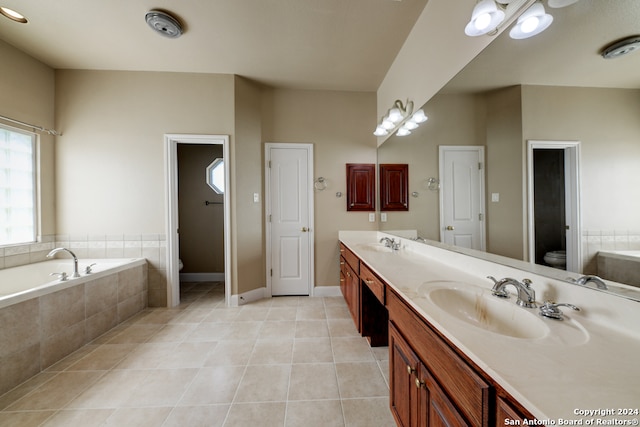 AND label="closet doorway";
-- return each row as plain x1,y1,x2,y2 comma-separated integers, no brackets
165,134,231,307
